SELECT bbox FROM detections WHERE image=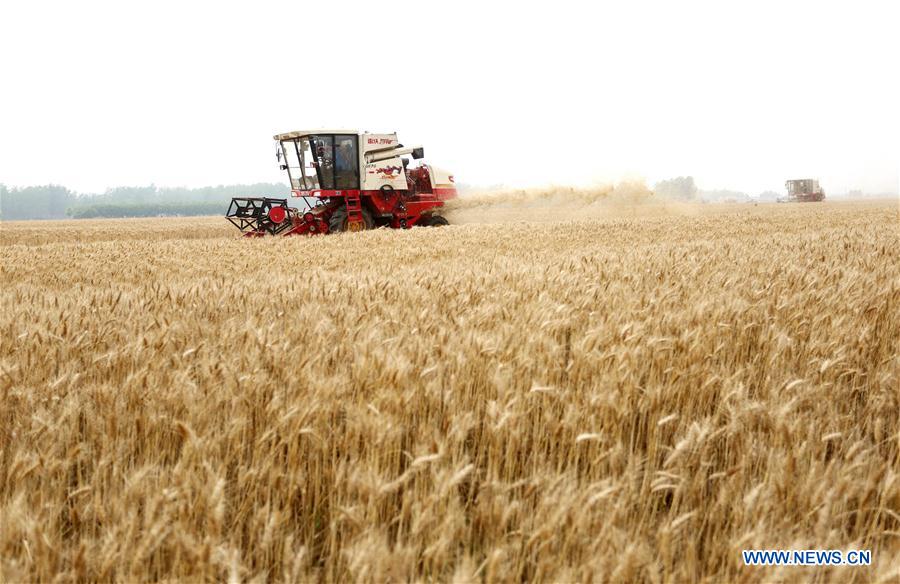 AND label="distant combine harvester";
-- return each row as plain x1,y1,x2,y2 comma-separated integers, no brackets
781,178,825,203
